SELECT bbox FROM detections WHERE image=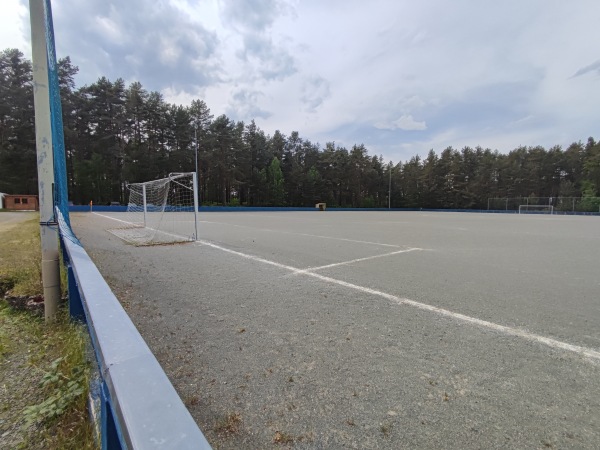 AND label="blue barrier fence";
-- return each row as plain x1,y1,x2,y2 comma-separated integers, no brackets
69,205,599,215
56,202,599,447
56,209,211,449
